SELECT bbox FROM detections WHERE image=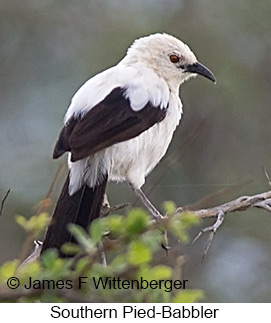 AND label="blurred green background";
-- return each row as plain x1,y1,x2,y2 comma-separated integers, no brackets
1,0,271,302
